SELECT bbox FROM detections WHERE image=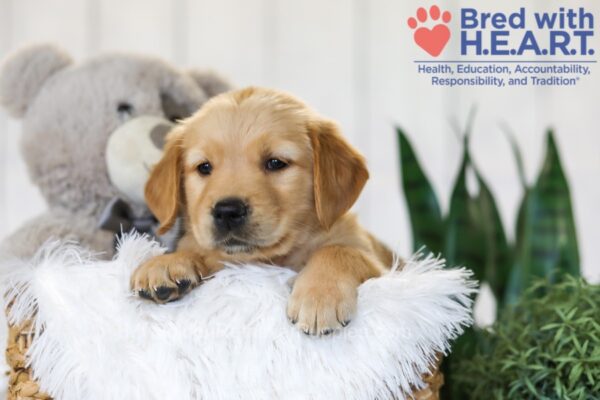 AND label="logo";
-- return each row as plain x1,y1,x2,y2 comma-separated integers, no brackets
459,8,594,56
408,4,596,88
407,6,452,57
